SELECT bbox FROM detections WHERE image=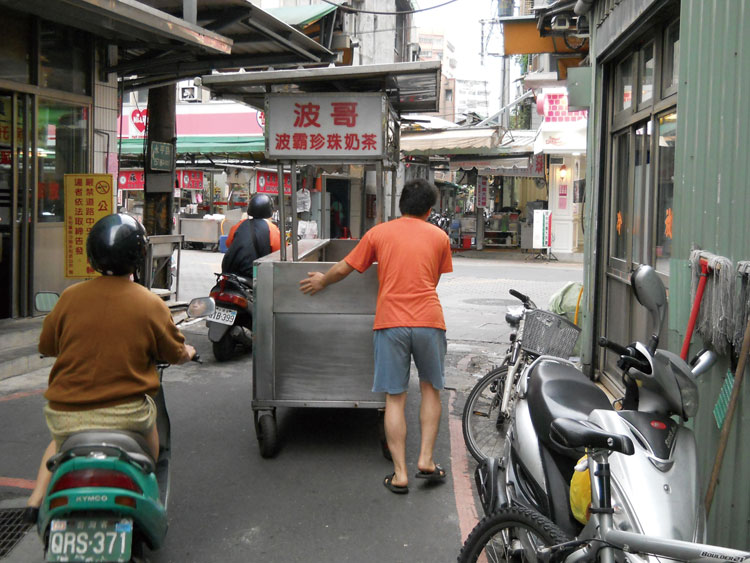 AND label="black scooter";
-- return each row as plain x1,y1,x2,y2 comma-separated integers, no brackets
207,272,253,362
